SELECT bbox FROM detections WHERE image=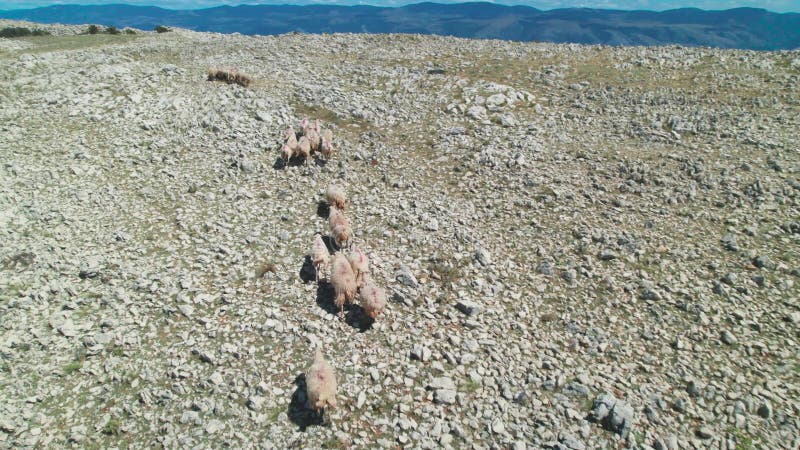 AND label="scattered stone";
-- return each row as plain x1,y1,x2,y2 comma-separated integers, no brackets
474,247,492,266
695,426,714,439
396,266,419,288
434,389,457,405
599,250,618,261
410,345,431,362
205,420,224,434
590,393,634,438
757,401,772,419
455,300,483,316
721,330,737,345
753,255,773,269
